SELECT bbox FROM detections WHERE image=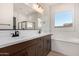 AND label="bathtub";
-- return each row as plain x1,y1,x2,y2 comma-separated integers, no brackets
51,31,79,56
